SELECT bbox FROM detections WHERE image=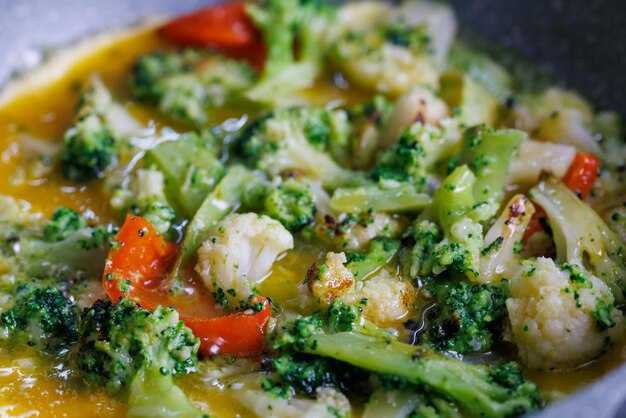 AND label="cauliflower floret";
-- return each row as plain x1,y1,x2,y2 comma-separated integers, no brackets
506,257,624,370
315,212,405,252
195,213,294,308
509,88,600,154
342,268,416,327
307,252,355,307
307,252,415,327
